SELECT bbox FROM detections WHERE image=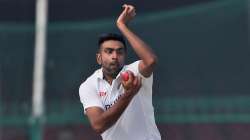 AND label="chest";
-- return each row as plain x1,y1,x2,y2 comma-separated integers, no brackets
97,79,125,110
